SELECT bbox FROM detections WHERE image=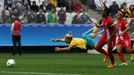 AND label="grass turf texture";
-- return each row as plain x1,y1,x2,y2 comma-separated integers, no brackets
0,53,133,75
